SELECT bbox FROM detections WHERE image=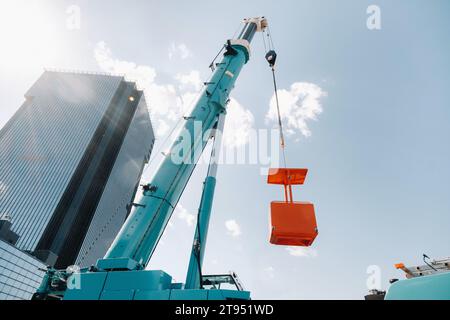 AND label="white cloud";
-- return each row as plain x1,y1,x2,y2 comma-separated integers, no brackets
264,266,275,279
93,42,255,151
266,82,327,137
169,42,192,60
176,204,196,227
175,70,202,91
225,219,242,237
94,41,156,87
147,83,182,120
95,41,184,119
223,98,255,148
286,247,318,257
94,41,191,137
155,119,170,136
